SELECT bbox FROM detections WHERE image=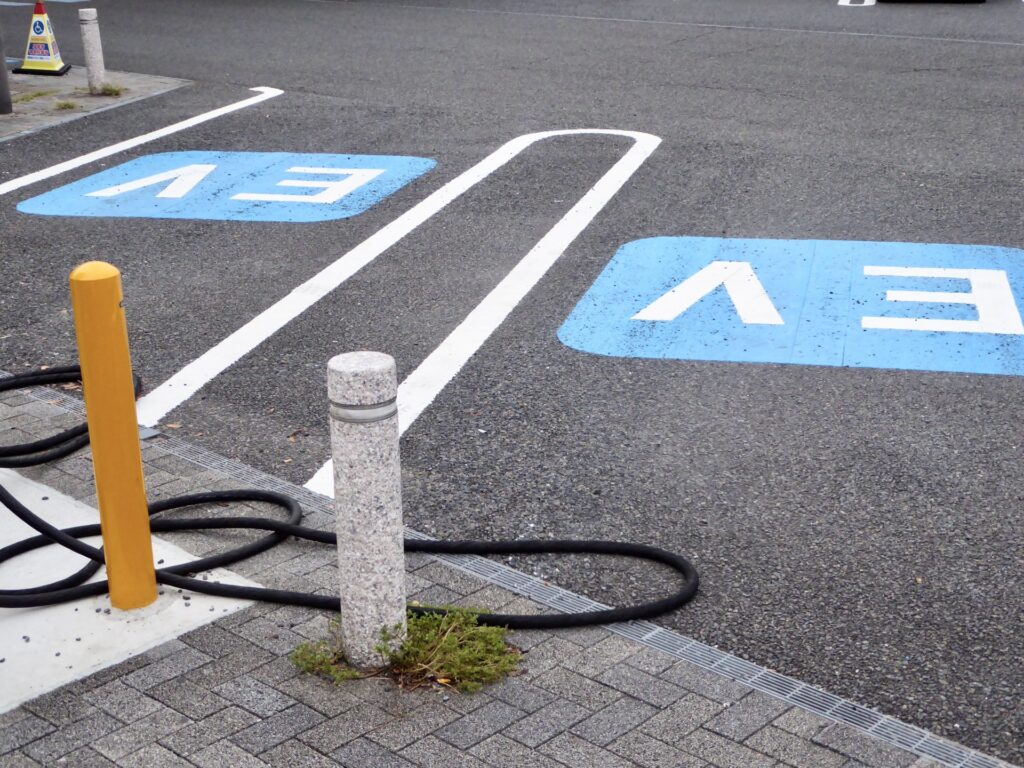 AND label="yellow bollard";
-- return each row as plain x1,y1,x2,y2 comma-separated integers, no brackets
69,261,157,610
